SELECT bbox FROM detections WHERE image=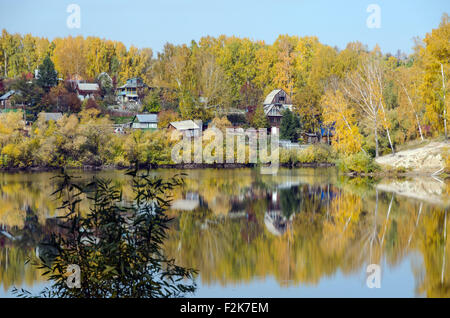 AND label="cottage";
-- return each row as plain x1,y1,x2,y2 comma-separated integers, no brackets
0,90,16,108
76,83,100,101
302,132,319,144
169,120,201,137
320,127,334,144
116,78,147,104
131,114,158,130
263,89,293,127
